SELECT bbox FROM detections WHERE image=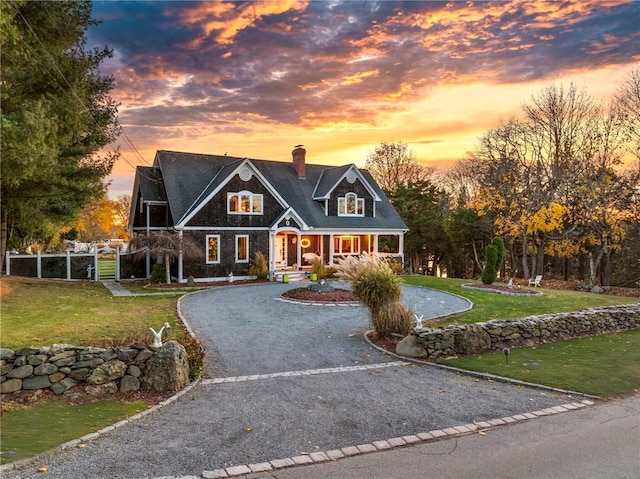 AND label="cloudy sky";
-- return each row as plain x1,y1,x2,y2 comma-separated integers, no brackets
86,1,640,198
